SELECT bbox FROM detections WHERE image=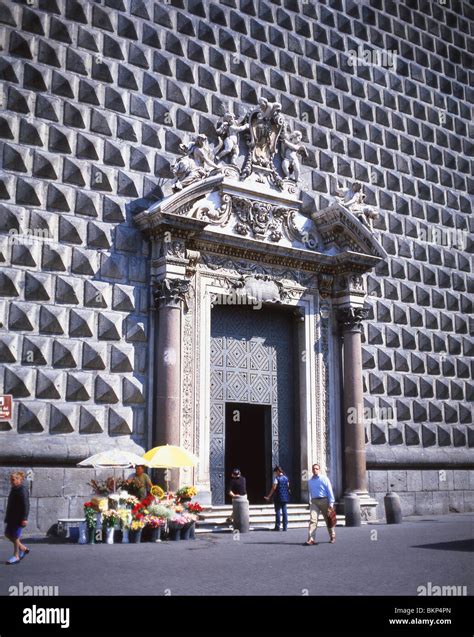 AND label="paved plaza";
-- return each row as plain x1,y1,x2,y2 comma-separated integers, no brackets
1,514,472,597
